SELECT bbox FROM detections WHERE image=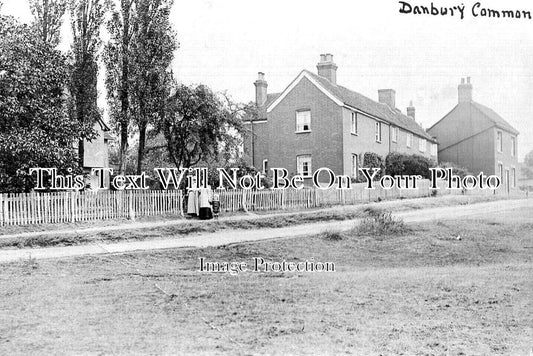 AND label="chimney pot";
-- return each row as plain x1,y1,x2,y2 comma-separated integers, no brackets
254,72,268,107
458,77,473,103
378,89,396,109
407,101,415,119
316,53,338,84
